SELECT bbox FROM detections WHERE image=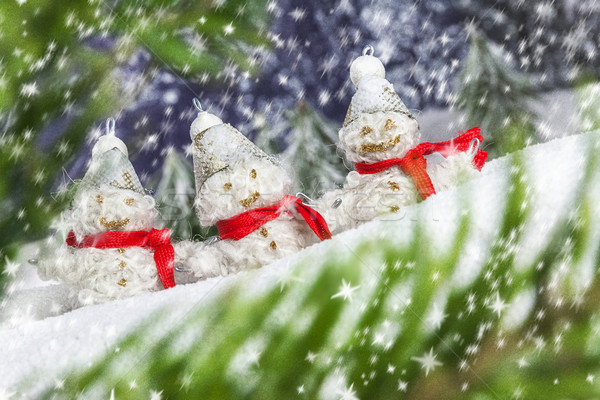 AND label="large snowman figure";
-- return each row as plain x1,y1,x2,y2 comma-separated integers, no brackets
174,102,331,280
38,120,177,305
316,48,487,233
